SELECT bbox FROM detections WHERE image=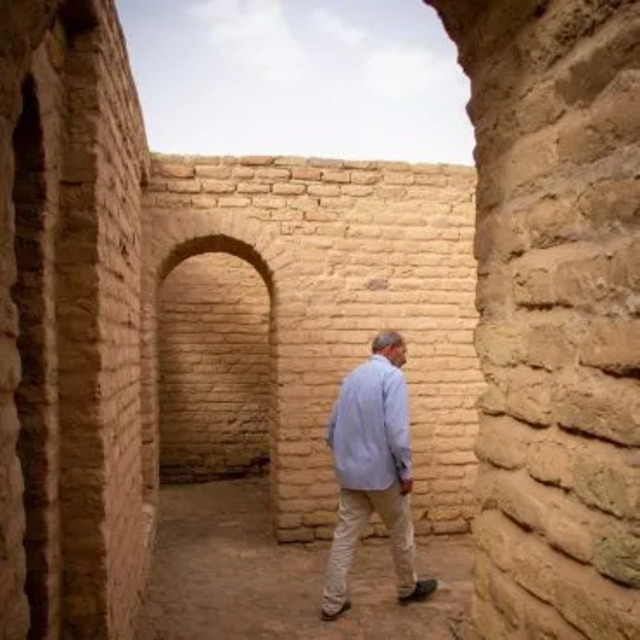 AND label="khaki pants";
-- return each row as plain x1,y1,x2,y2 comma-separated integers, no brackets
321,483,417,615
